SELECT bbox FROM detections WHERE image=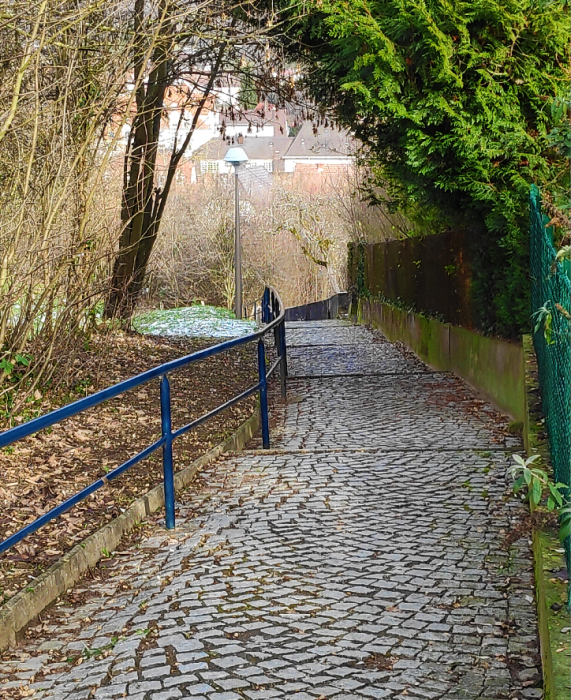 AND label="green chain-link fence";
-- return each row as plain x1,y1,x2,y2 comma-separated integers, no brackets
530,184,571,590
